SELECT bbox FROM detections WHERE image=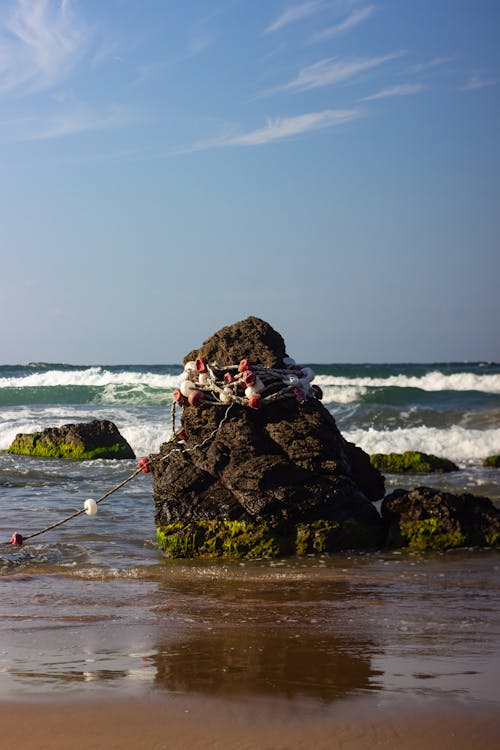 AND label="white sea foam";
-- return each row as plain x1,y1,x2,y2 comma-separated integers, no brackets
344,425,500,464
0,367,180,390
320,385,368,404
314,371,500,394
